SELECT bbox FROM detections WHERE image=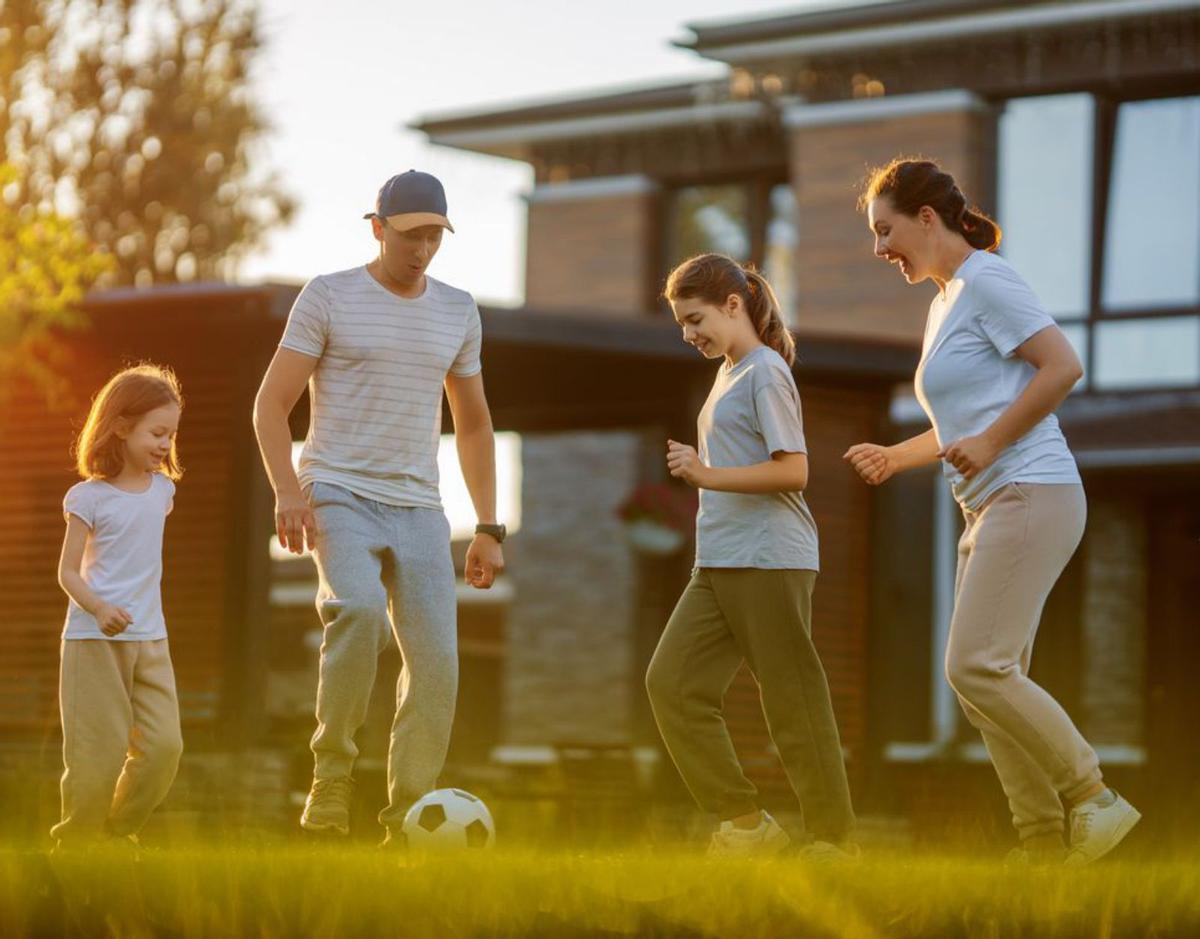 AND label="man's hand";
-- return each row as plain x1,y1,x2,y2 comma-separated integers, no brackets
275,490,318,555
666,440,710,488
938,434,1002,480
465,534,505,589
95,602,133,637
